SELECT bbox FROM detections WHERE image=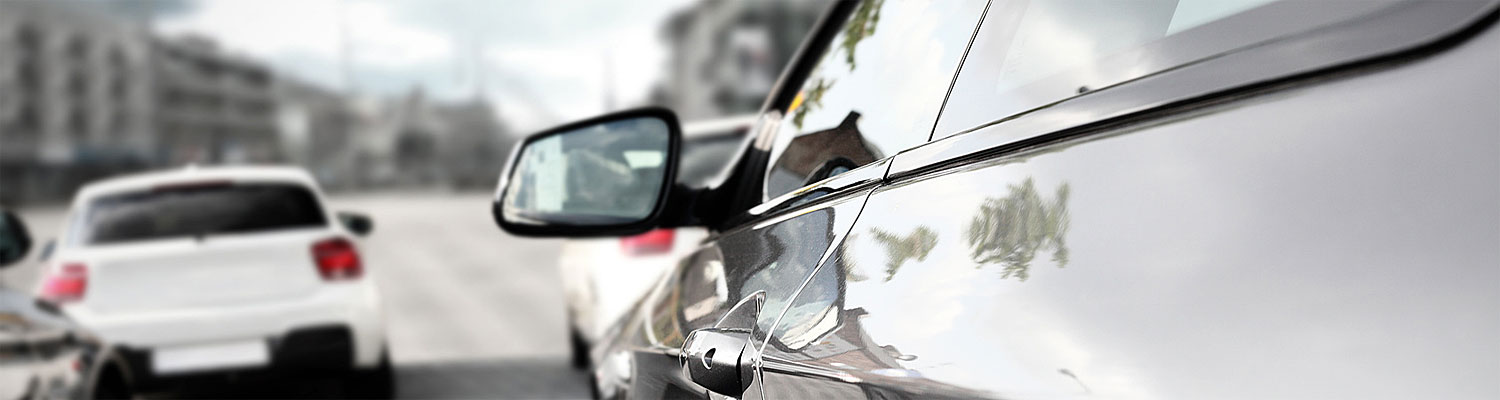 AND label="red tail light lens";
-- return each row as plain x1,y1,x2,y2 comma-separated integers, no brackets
620,229,674,256
39,263,88,303
312,238,362,280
